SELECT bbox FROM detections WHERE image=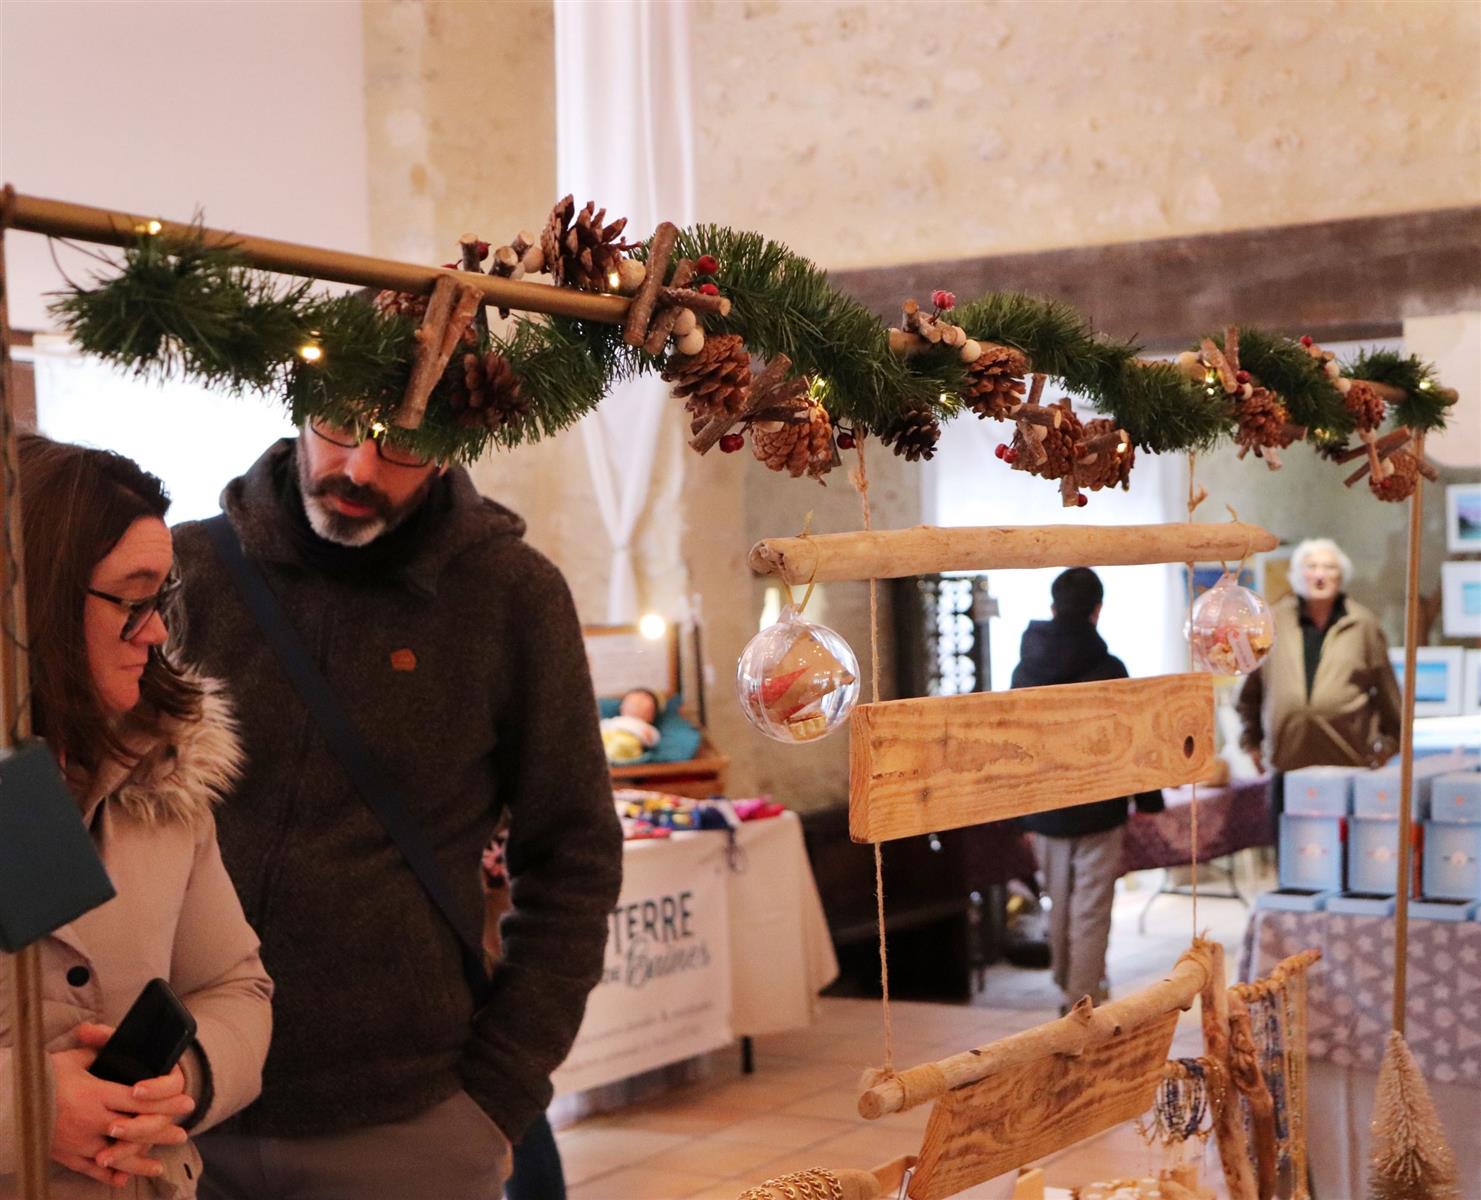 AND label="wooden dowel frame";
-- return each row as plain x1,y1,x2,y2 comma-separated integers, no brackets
751,522,1278,584
7,189,632,325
